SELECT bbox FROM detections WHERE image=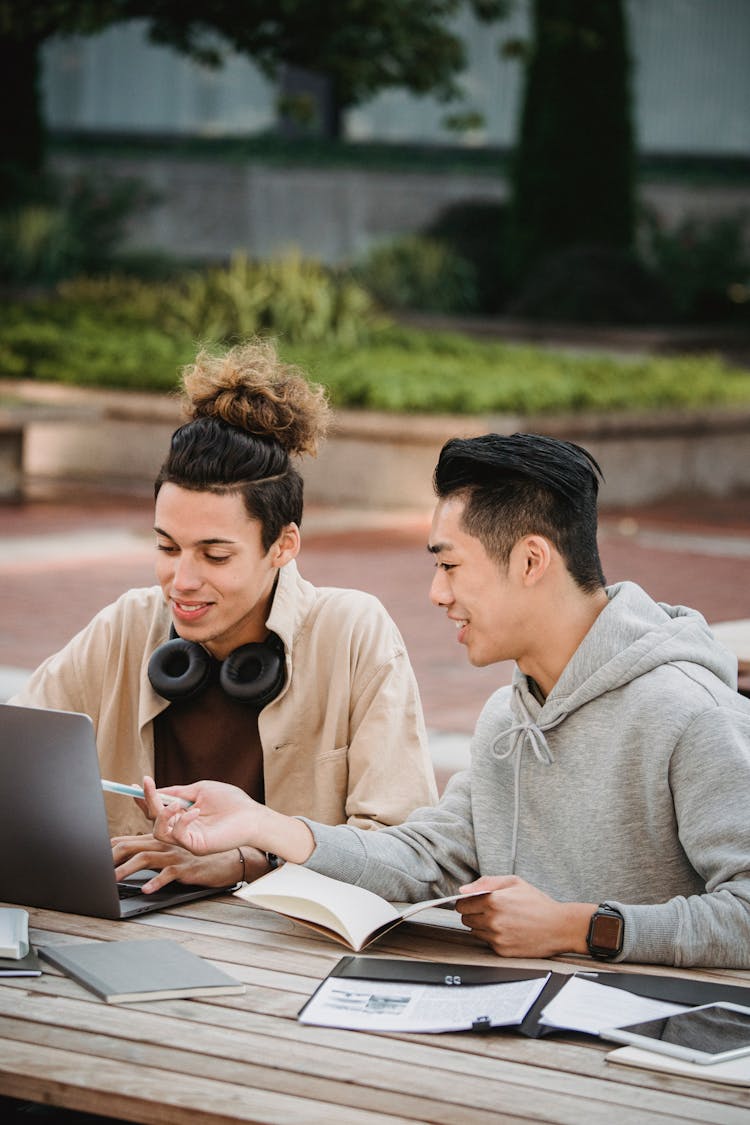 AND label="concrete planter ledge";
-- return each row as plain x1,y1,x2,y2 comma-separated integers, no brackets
345,403,750,441
1,380,182,422
2,378,750,509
